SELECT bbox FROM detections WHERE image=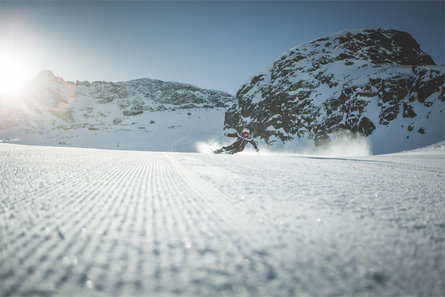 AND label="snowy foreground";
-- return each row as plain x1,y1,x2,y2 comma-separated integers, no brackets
1,143,444,297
